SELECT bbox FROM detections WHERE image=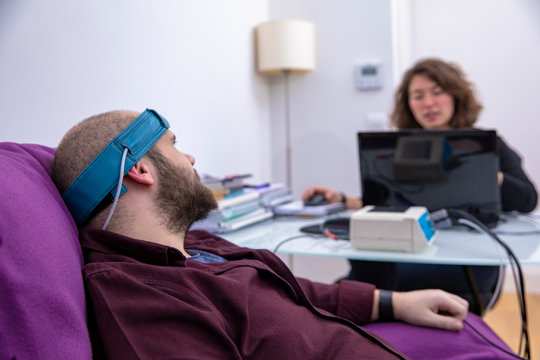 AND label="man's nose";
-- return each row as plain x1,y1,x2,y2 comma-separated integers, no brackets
185,153,195,165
